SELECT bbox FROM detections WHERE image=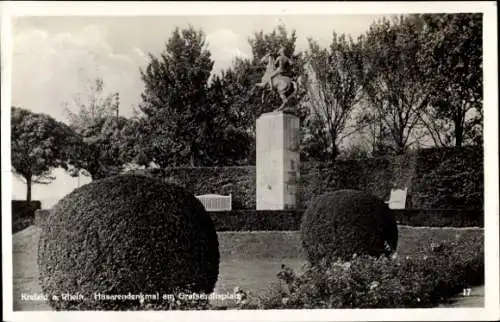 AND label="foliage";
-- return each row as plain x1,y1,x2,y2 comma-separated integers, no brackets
395,209,483,227
135,166,256,209
337,139,373,160
357,15,431,154
11,200,41,233
11,107,79,201
202,75,254,165
64,77,120,133
301,32,364,161
140,159,393,211
37,174,220,310
211,208,483,231
209,210,304,231
417,13,483,147
353,98,398,157
252,234,483,309
138,26,215,167
12,217,35,234
67,116,138,179
411,146,483,209
139,146,482,212
62,77,140,179
298,159,394,209
300,189,398,264
115,117,151,167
